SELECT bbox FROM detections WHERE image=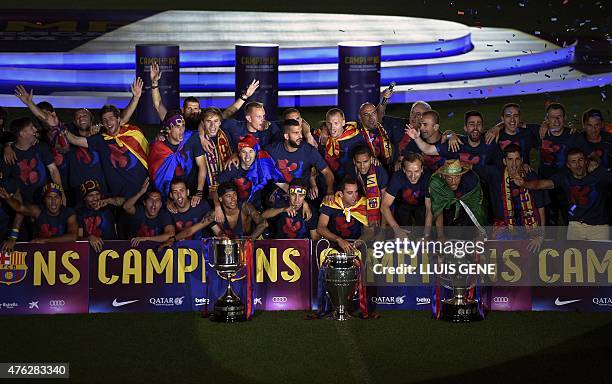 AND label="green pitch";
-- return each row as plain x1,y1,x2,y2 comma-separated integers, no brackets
2,310,611,383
